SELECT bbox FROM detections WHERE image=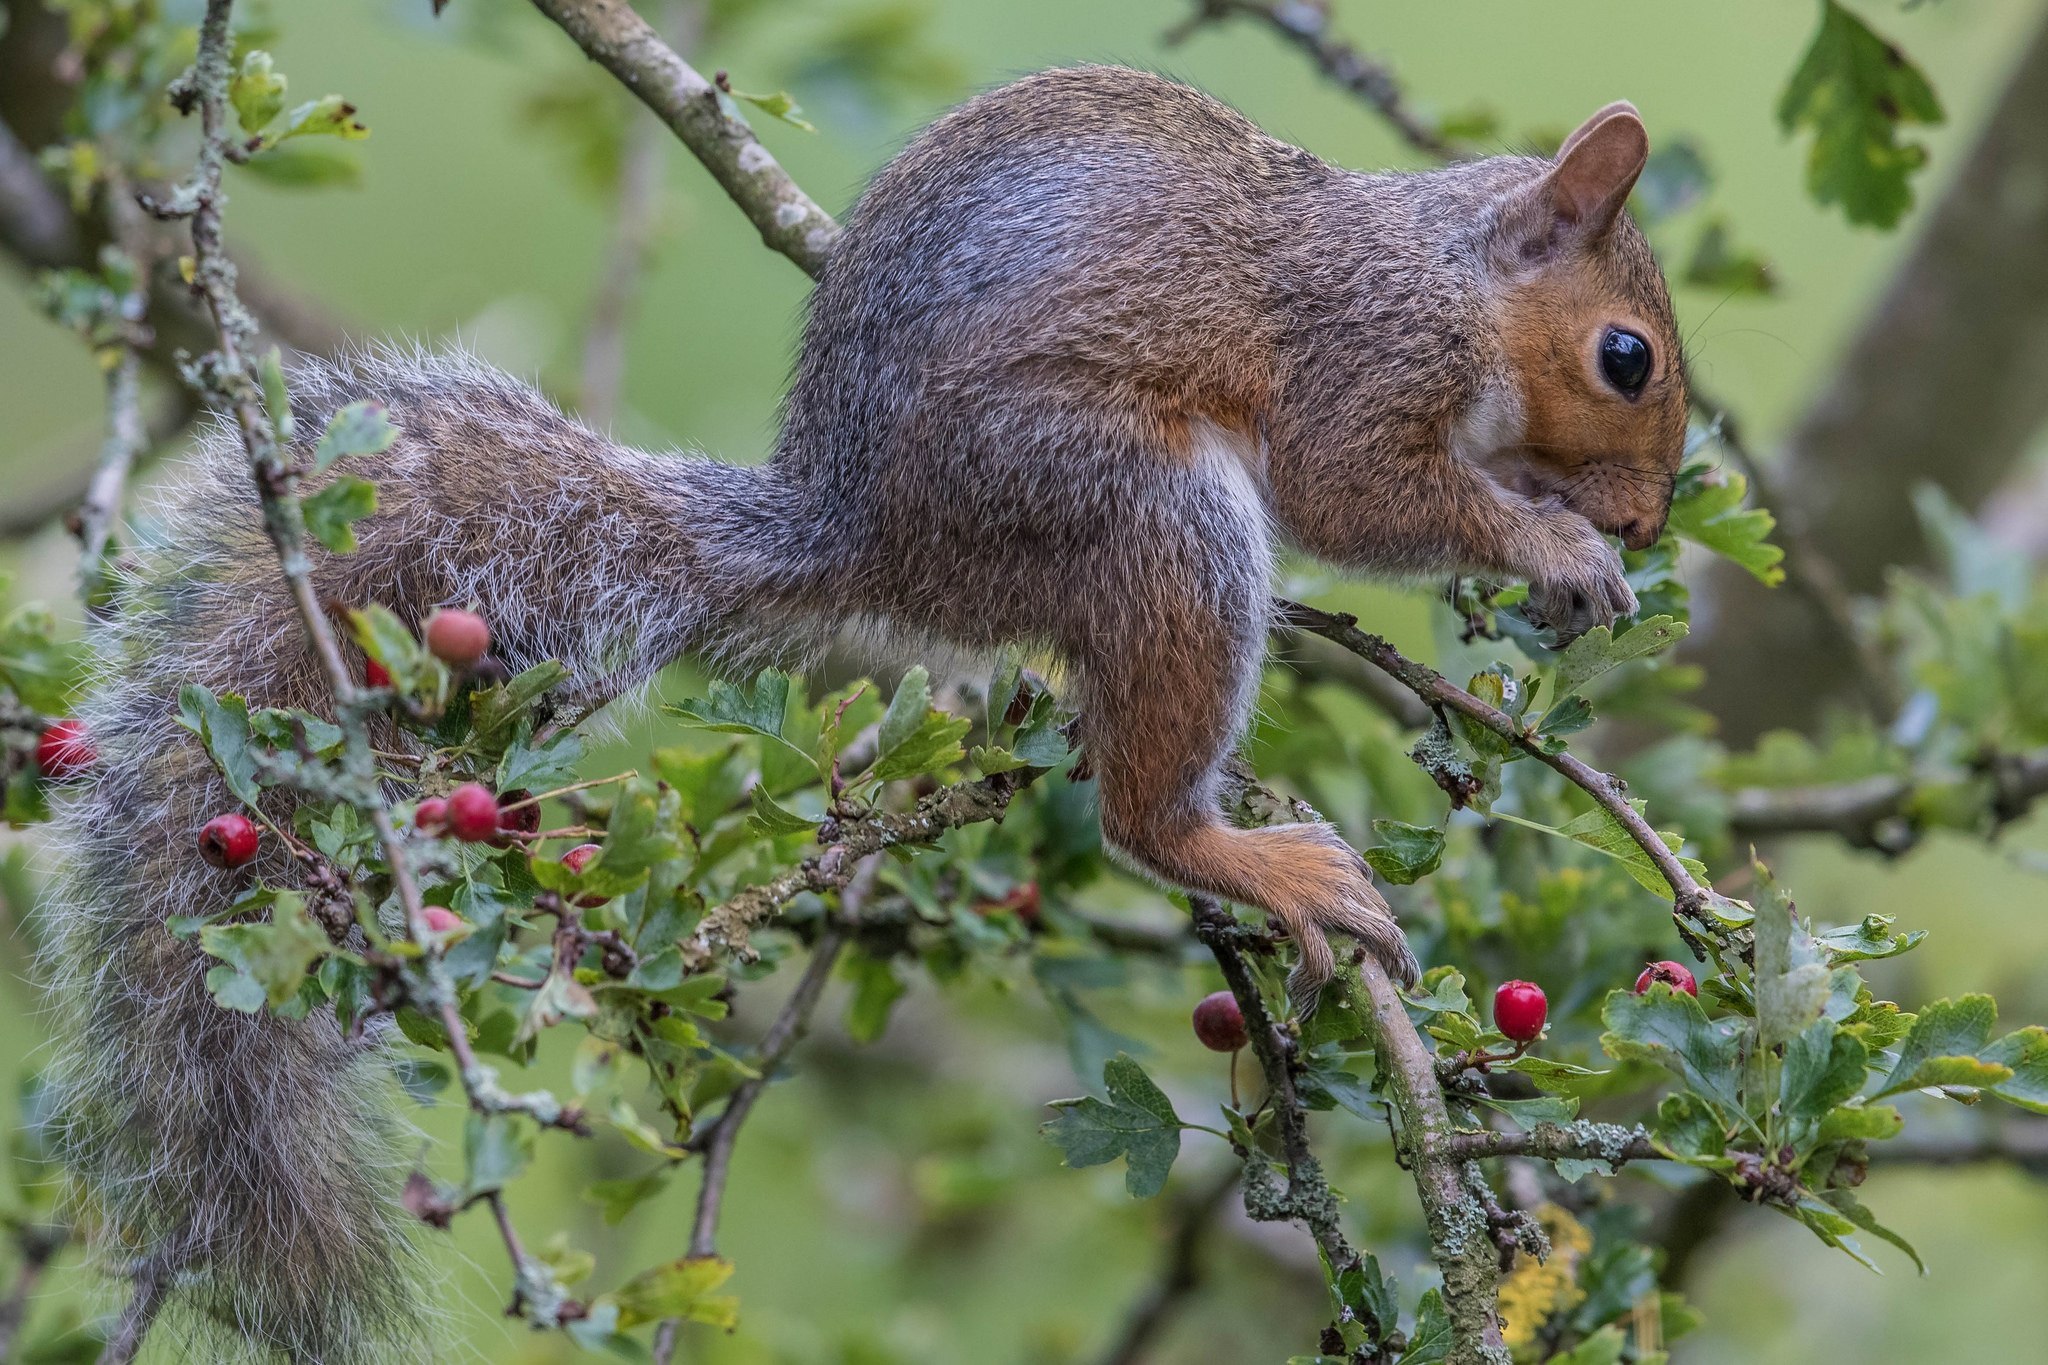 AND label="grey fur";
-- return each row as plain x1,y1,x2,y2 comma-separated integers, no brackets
43,66,1684,1359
